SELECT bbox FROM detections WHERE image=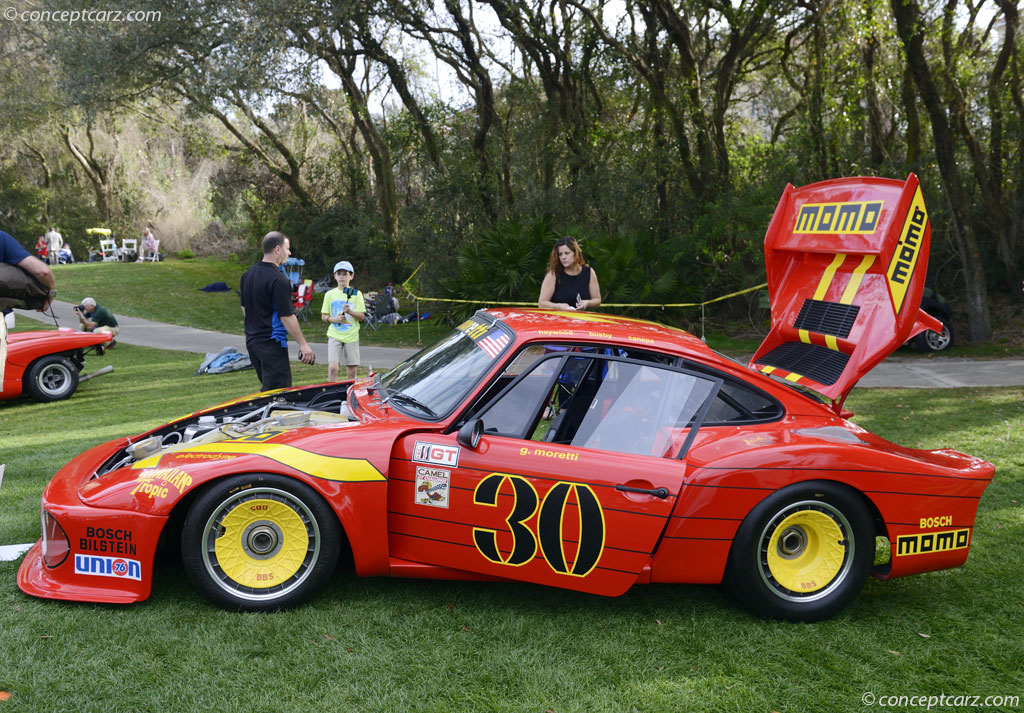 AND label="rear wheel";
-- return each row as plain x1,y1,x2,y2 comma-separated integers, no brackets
181,474,340,611
724,482,873,622
25,355,79,402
